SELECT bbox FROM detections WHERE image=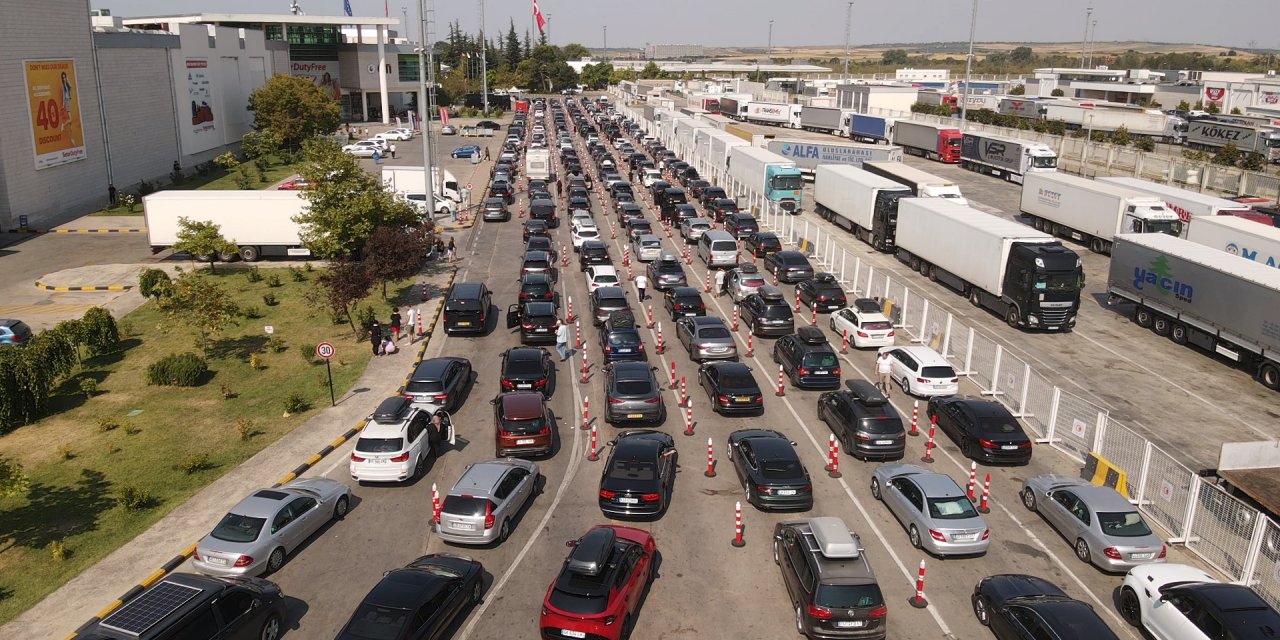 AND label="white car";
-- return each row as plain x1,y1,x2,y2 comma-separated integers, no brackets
633,234,663,262
378,128,413,141
1118,563,1277,639
350,397,444,483
570,209,593,226
585,265,621,293
571,222,600,250
830,300,895,349
641,169,663,187
877,345,959,397
342,141,381,157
